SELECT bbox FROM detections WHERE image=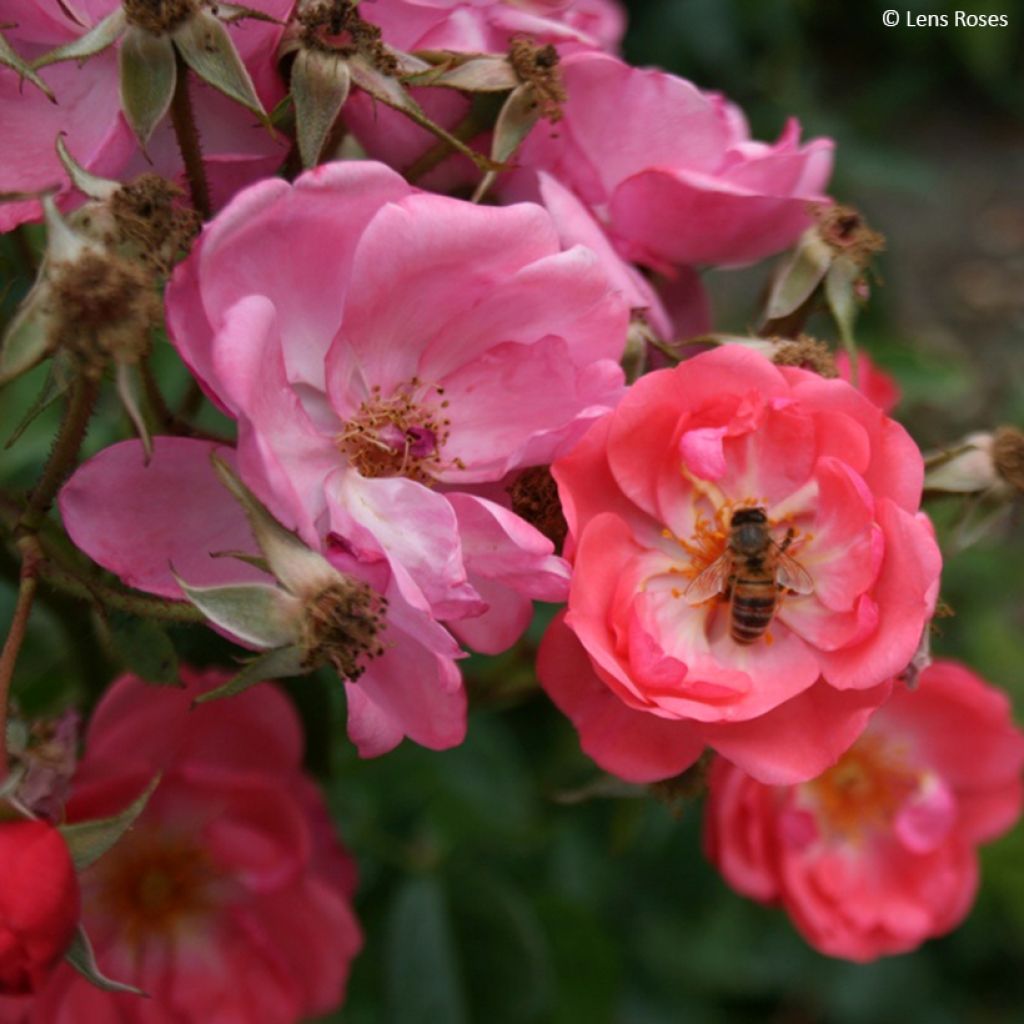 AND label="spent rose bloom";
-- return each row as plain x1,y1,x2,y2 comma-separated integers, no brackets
538,345,942,784
61,438,469,756
704,660,1024,961
0,821,79,995
163,159,620,644
510,52,833,271
0,0,289,232
5,667,362,1022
